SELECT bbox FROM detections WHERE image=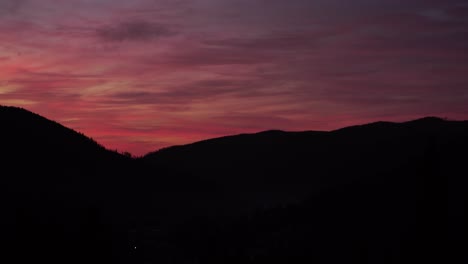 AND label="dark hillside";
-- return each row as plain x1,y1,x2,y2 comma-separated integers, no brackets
1,105,467,263
138,117,468,263
0,106,134,264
